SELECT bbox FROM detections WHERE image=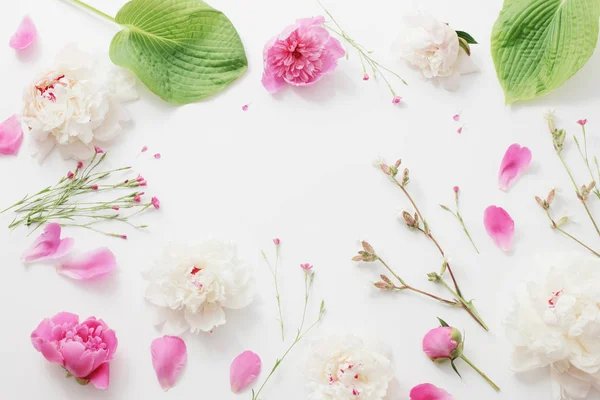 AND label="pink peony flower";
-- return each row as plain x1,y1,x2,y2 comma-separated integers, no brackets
422,326,463,361
154,153,161,159
261,16,345,93
141,145,148,153
410,383,454,400
242,104,249,112
31,312,117,389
